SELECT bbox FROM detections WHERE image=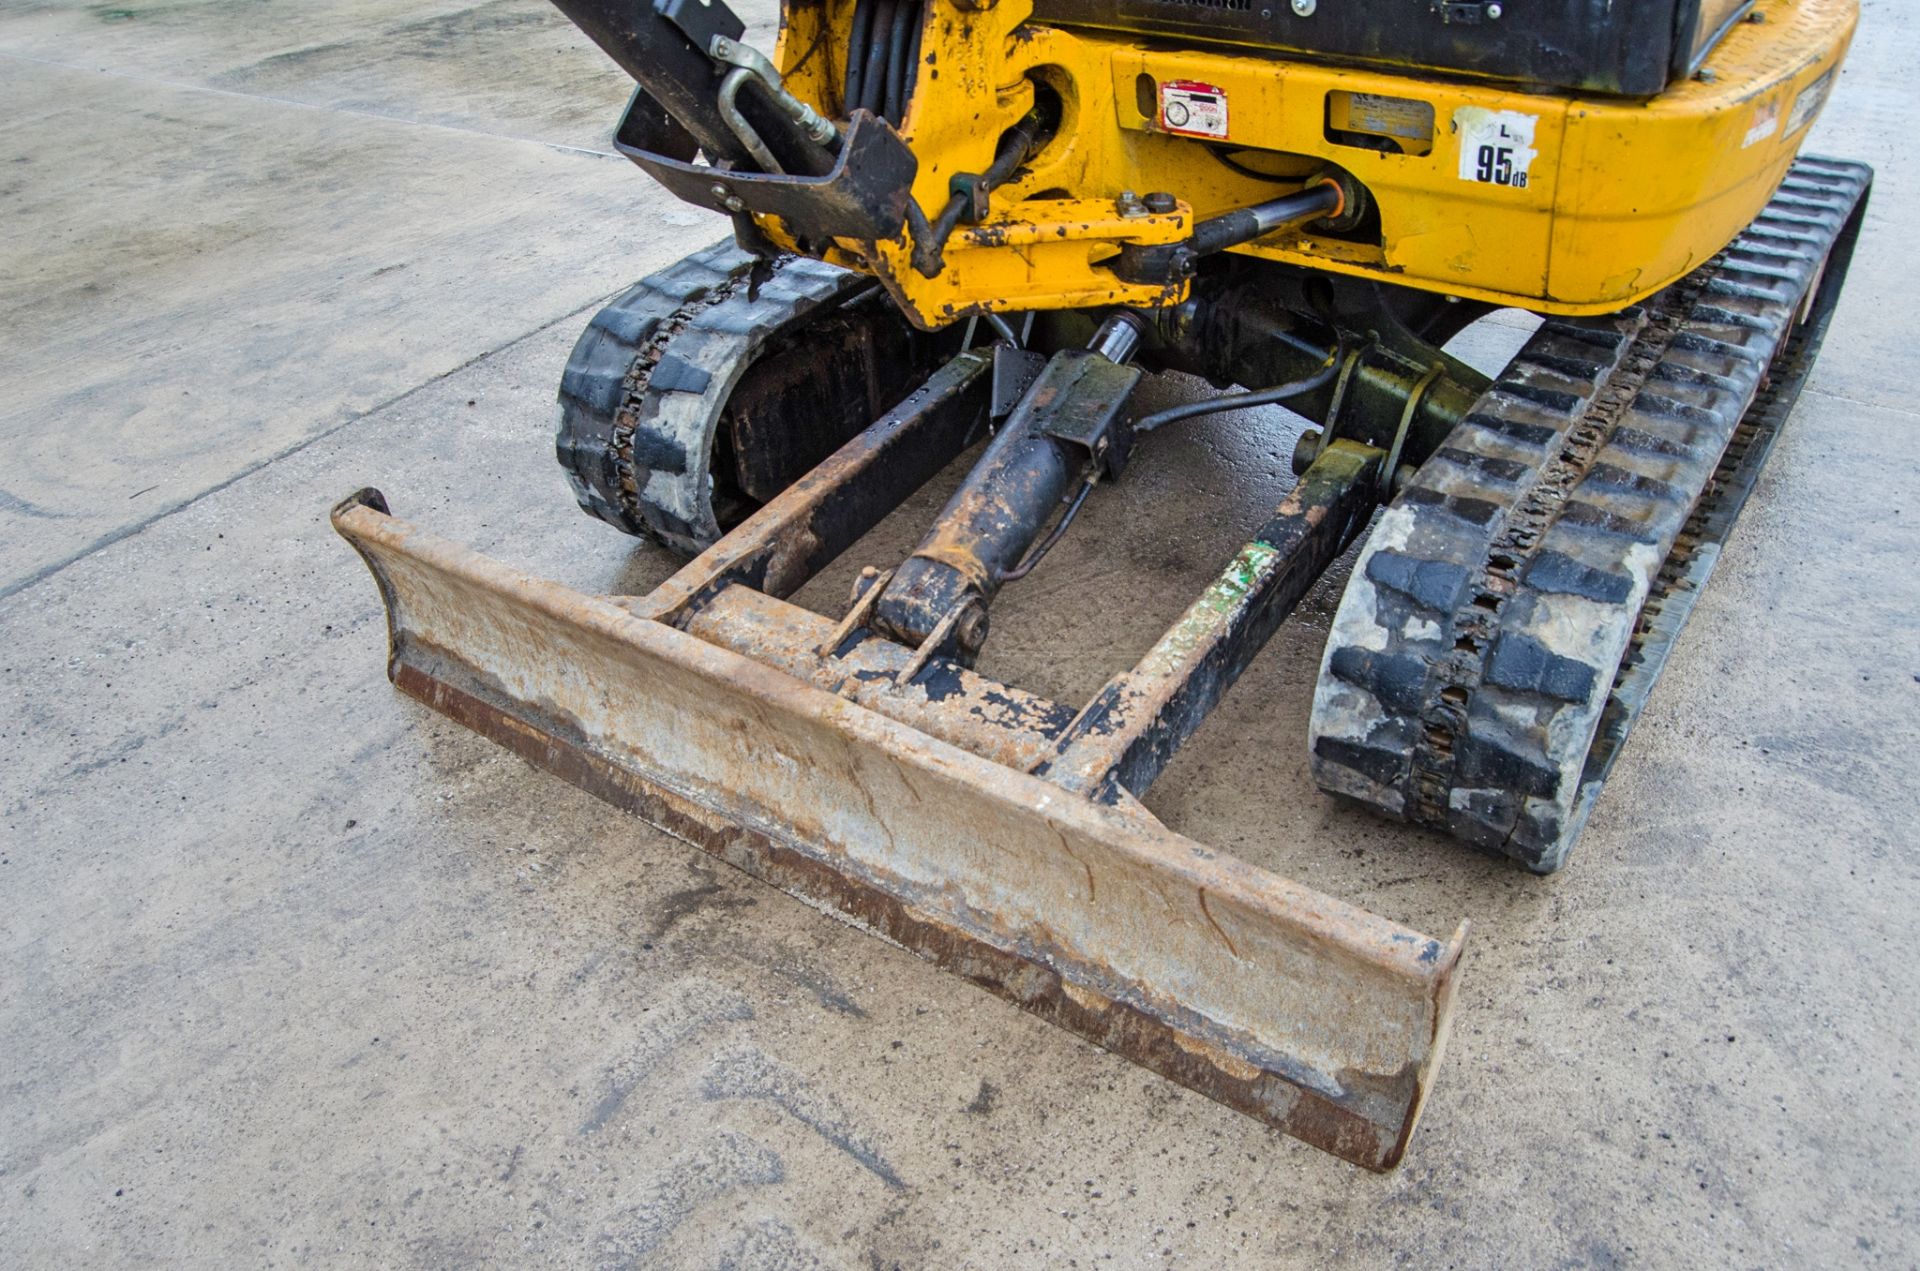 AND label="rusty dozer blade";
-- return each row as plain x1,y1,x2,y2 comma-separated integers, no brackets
333,349,1467,1170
